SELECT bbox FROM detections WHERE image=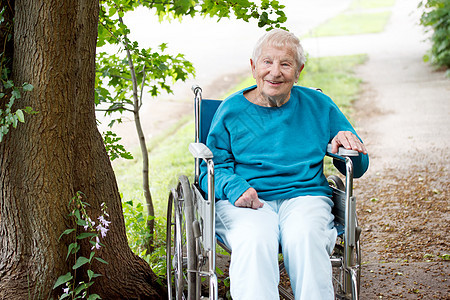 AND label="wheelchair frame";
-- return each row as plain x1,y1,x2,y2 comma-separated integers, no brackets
166,85,362,300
